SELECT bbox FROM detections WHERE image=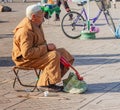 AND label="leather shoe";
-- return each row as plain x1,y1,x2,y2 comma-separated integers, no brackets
39,84,63,92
